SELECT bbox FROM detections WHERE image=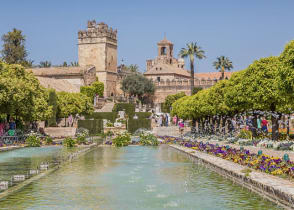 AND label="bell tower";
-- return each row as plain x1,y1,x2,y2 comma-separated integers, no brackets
157,37,174,64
